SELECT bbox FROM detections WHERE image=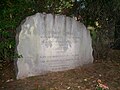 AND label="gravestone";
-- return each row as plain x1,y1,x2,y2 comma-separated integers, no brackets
16,13,93,79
